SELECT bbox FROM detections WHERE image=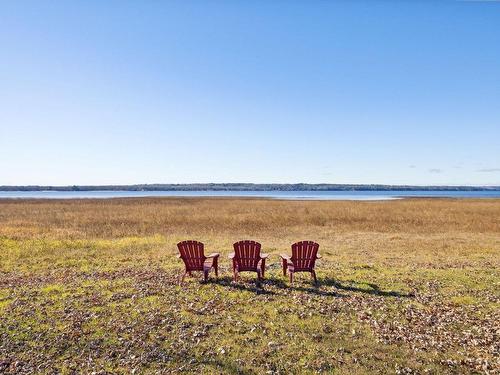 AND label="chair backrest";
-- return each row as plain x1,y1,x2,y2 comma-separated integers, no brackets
233,240,261,271
177,240,206,271
291,241,319,271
